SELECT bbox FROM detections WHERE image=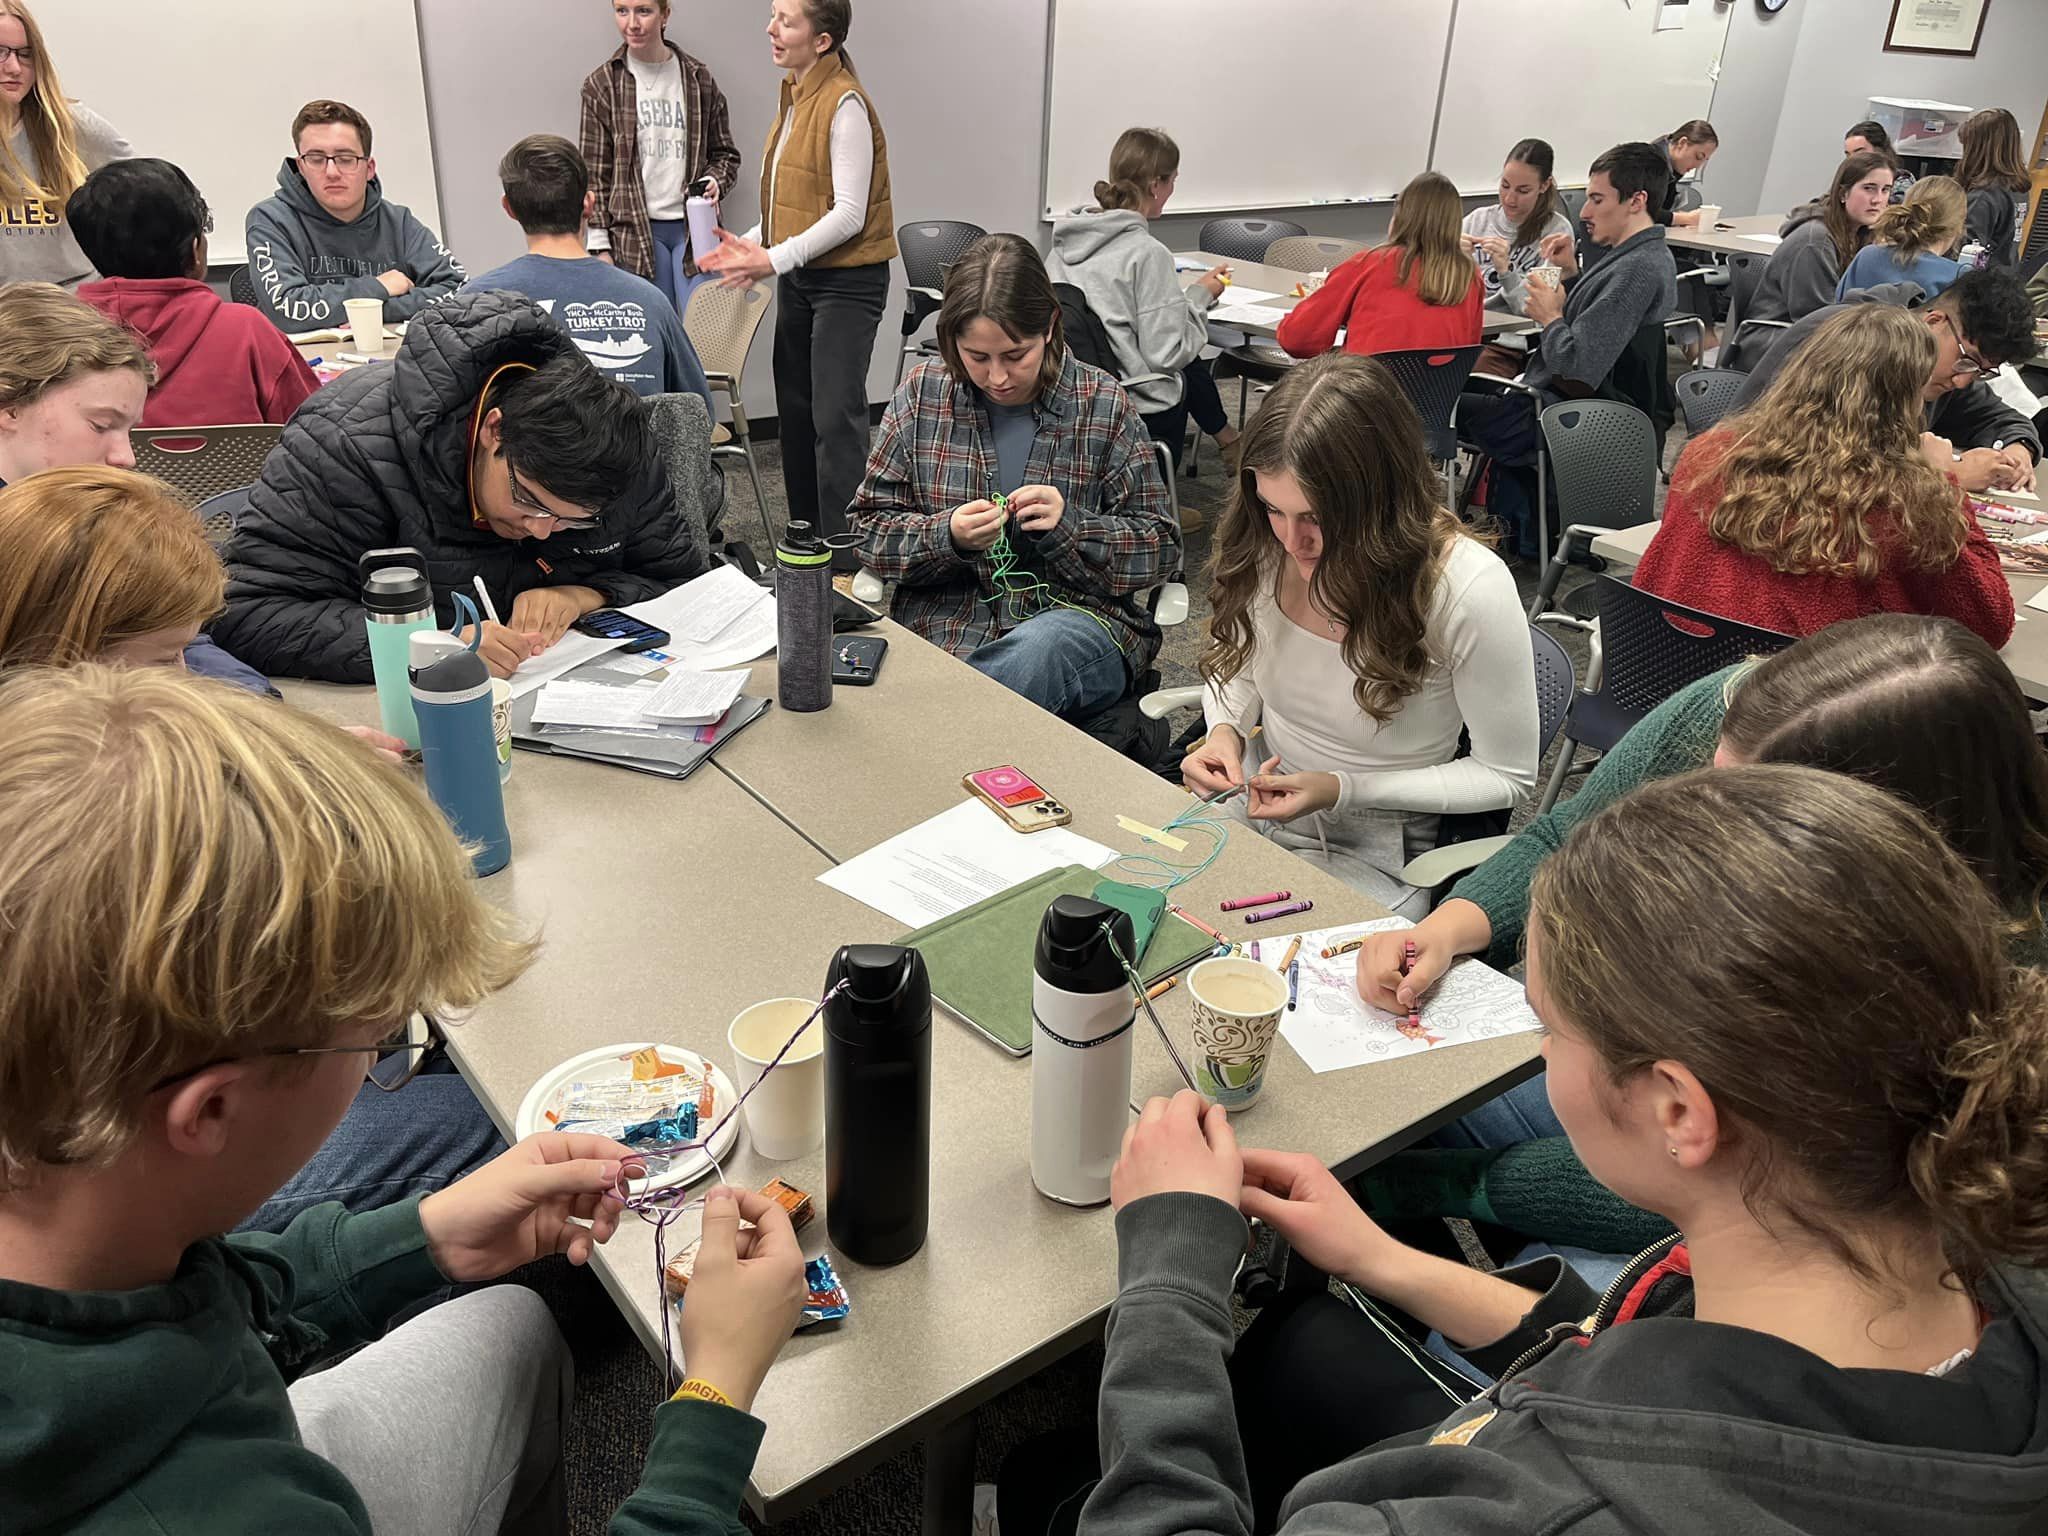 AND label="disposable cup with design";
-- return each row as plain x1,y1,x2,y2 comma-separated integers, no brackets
1185,957,1289,1111
728,998,825,1160
1528,265,1563,291
490,677,512,782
